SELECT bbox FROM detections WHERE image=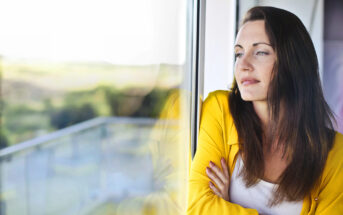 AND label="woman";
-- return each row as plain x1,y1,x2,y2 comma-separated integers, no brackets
187,6,343,215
